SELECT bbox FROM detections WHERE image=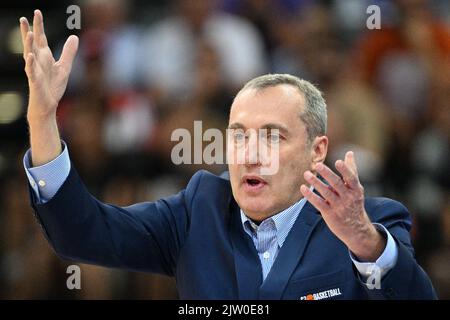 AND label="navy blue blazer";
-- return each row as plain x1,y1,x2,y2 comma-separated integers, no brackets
28,167,436,299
